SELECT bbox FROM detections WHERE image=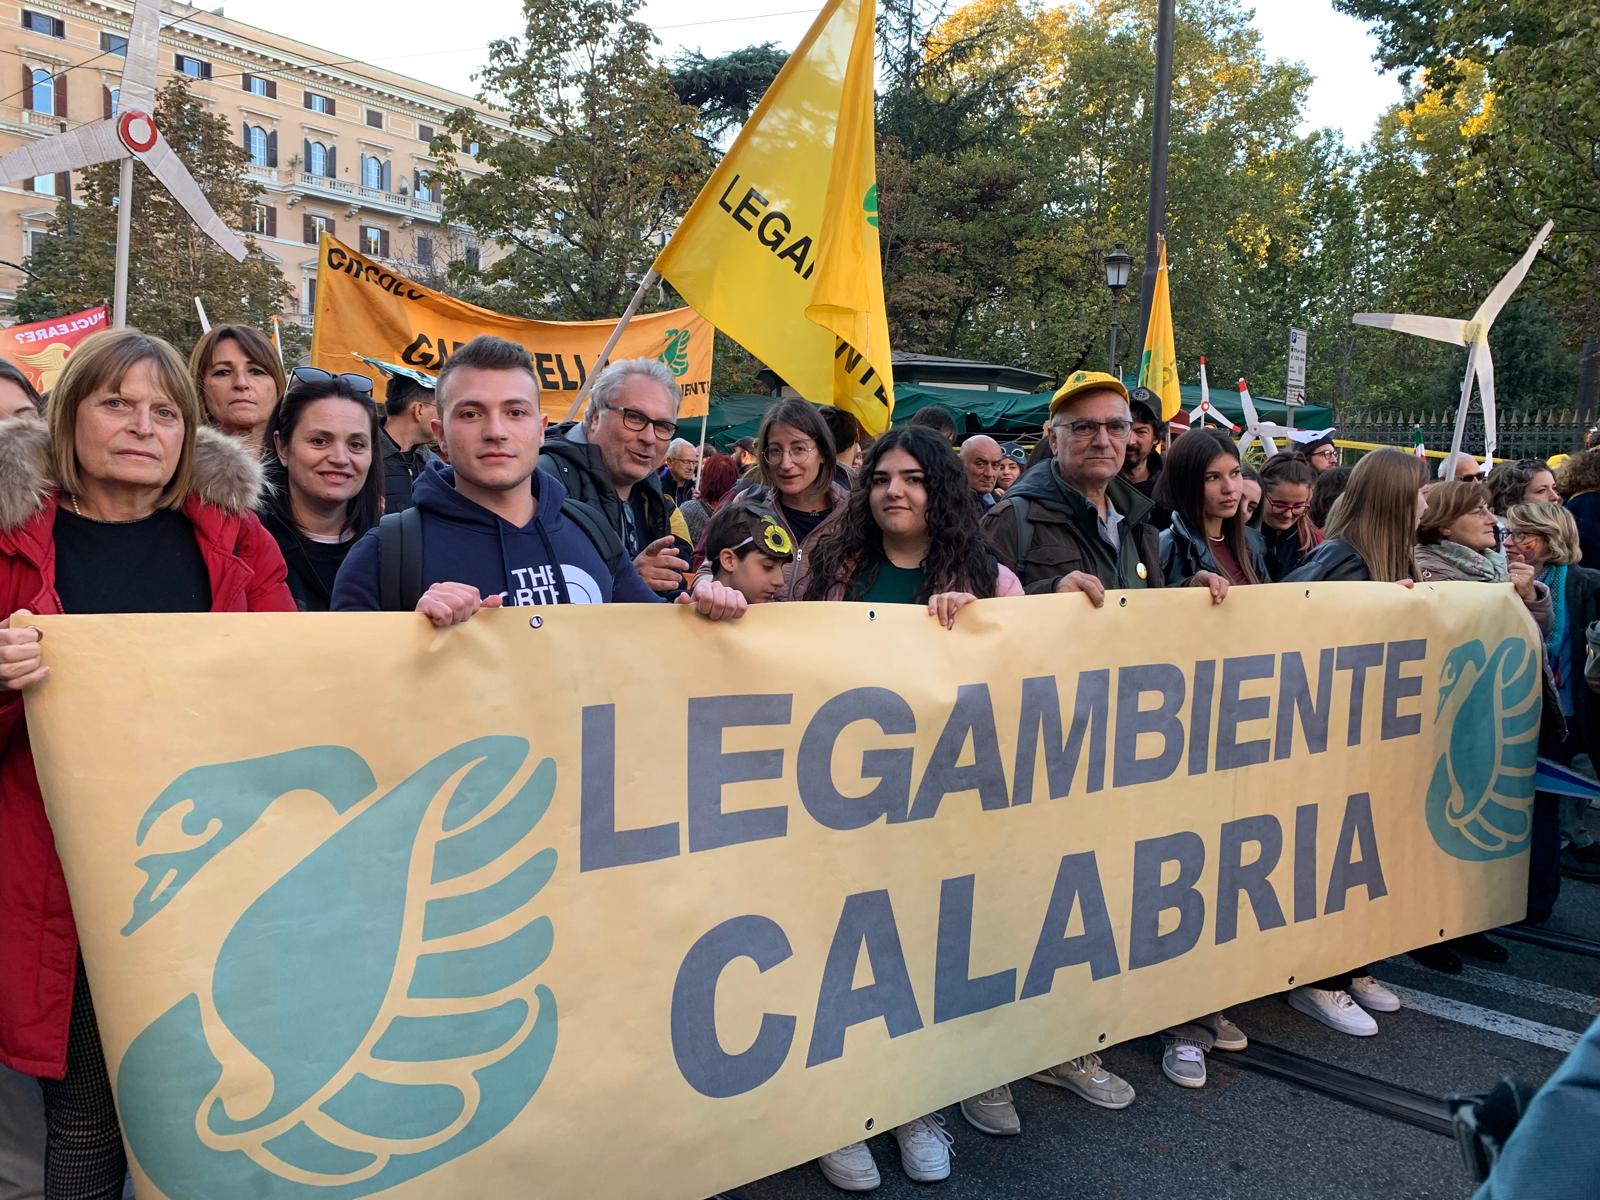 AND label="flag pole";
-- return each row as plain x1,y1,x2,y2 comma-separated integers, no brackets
194,297,211,334
111,158,134,329
561,269,660,422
